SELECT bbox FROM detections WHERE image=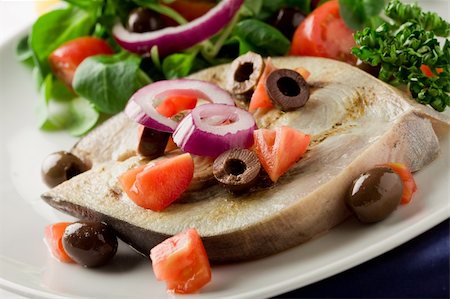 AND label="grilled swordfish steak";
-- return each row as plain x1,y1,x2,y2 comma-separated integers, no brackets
42,57,450,263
